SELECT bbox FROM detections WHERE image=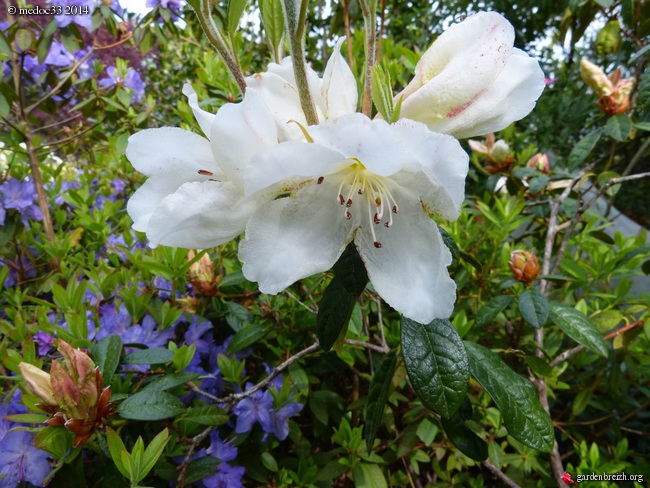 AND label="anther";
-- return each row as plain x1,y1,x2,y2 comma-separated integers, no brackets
392,205,399,213
374,213,381,224
374,241,383,248
338,195,345,205
384,222,392,228
317,176,324,184
358,188,364,195
346,211,352,220
375,197,382,207
198,169,214,176
346,199,353,207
